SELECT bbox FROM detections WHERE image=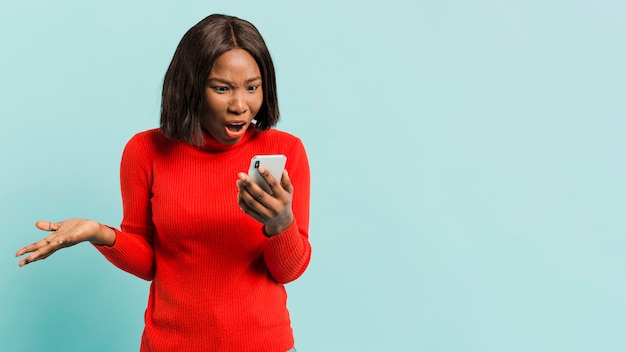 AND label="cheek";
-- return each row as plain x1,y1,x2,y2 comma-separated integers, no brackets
250,93,264,113
205,94,226,114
